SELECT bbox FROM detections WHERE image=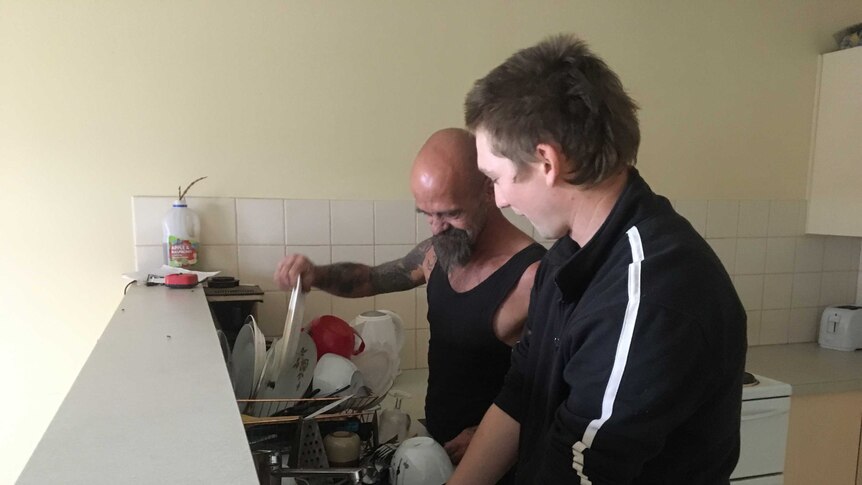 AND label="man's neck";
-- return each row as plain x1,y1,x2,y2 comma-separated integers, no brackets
467,208,522,264
567,168,630,247
446,208,527,290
